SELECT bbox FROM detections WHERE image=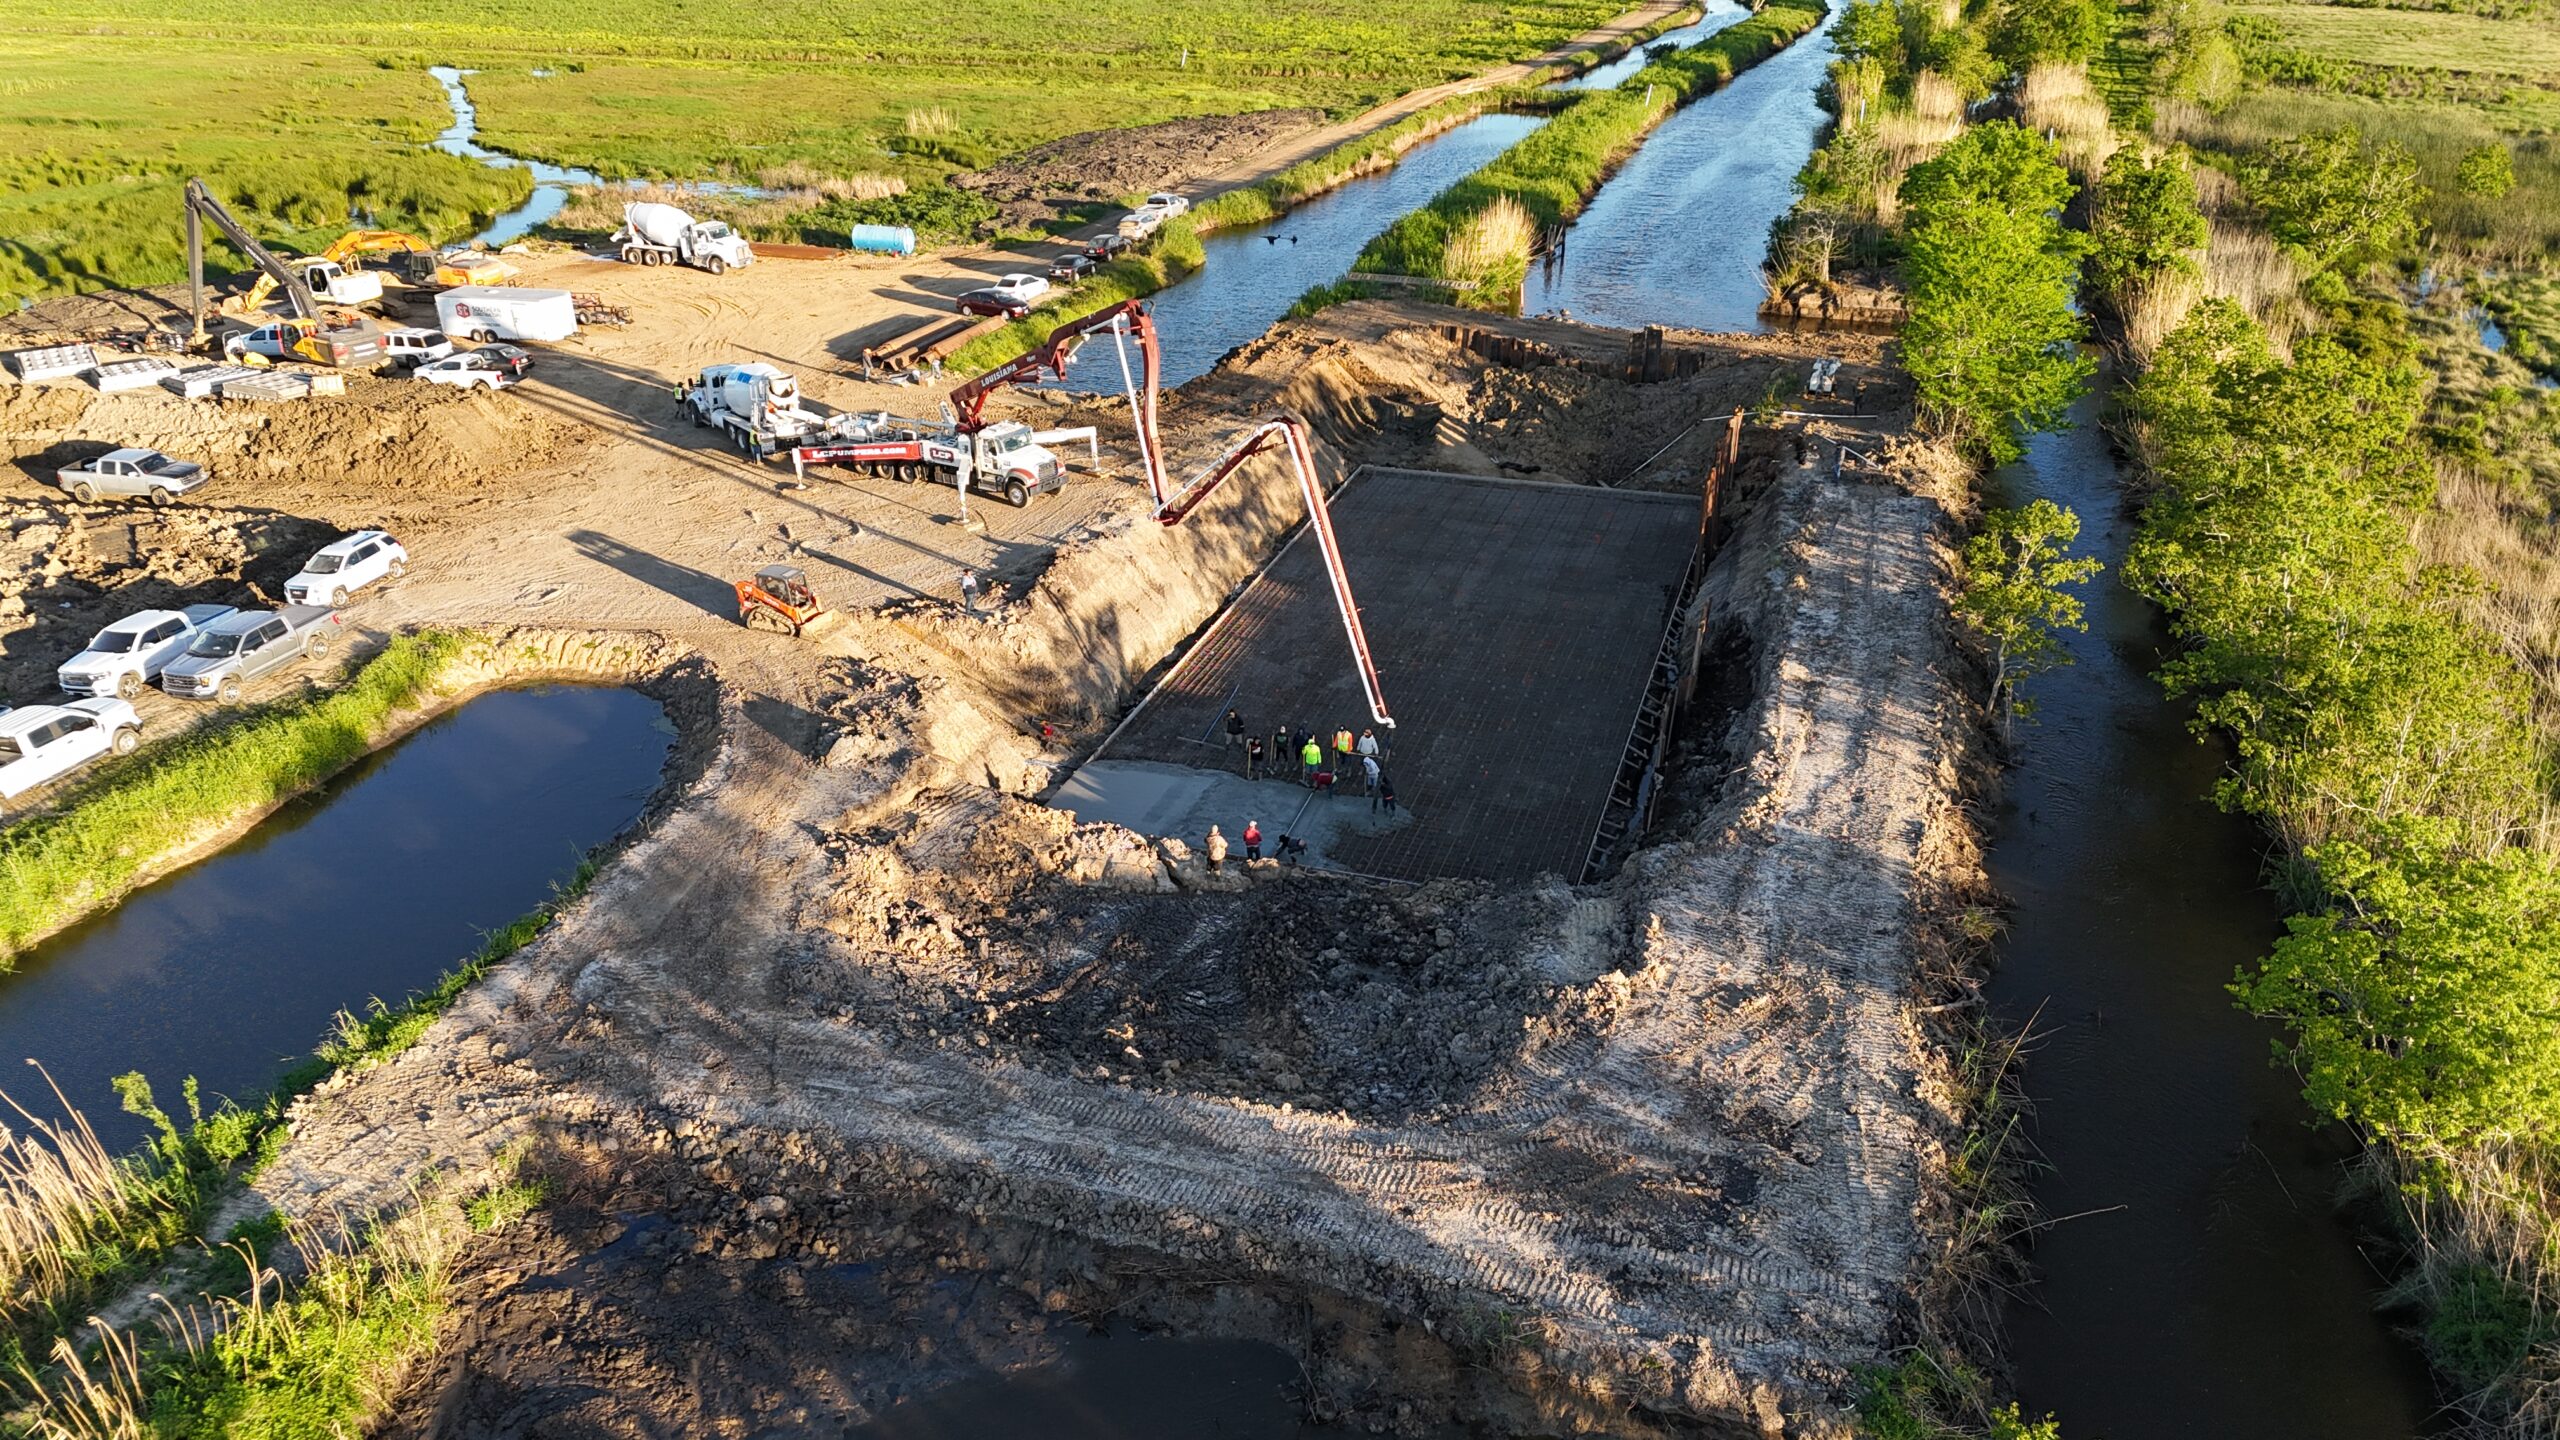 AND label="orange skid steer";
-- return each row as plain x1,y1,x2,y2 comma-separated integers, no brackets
734,564,835,636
